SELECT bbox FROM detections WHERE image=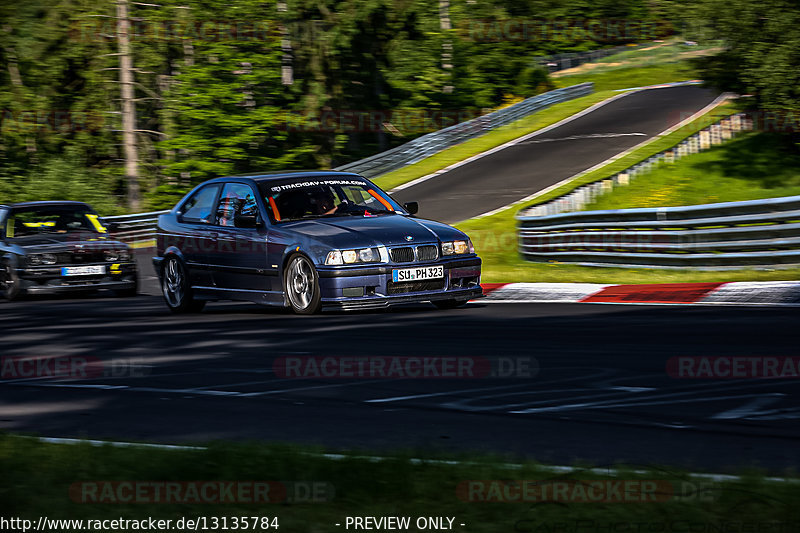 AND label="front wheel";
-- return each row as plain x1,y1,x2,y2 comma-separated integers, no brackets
284,254,321,314
432,298,469,310
161,257,204,313
1,260,22,301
